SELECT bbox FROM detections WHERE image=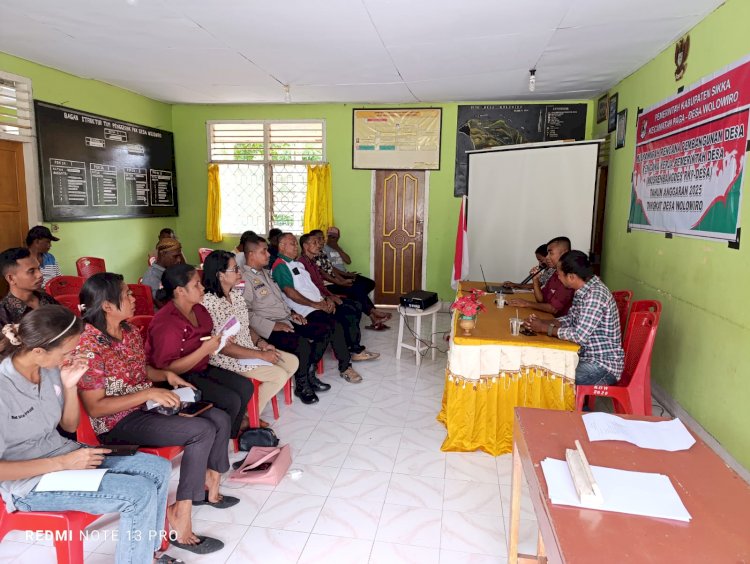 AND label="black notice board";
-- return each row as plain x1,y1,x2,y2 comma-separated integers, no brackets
35,101,178,221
